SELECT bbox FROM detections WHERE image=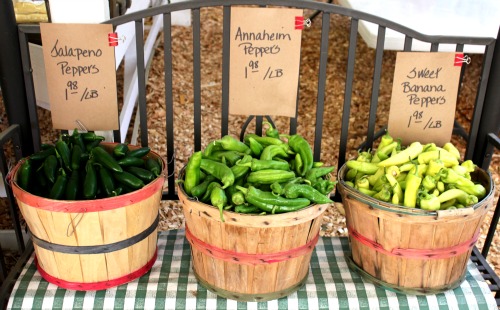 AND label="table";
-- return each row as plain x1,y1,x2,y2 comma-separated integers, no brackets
7,229,497,310
337,0,500,53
